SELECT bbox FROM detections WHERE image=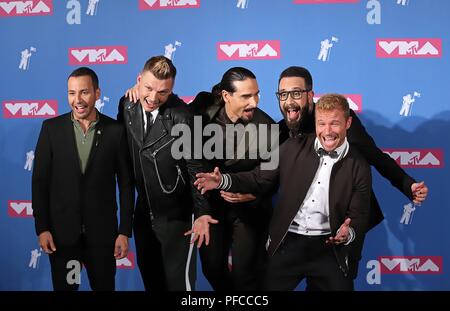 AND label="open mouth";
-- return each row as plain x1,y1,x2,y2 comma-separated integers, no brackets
243,107,255,116
286,107,300,121
321,136,338,148
144,98,158,110
74,105,87,114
